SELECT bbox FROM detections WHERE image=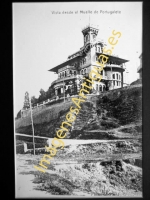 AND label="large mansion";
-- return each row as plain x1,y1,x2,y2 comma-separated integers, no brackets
49,24,129,97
